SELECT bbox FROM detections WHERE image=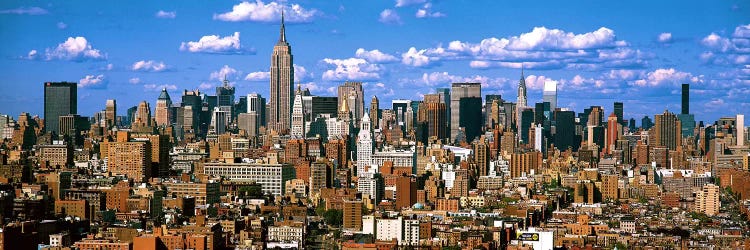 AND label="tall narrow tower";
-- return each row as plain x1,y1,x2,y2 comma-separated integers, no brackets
291,83,305,138
155,89,172,126
269,11,294,133
357,114,373,177
516,68,527,134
